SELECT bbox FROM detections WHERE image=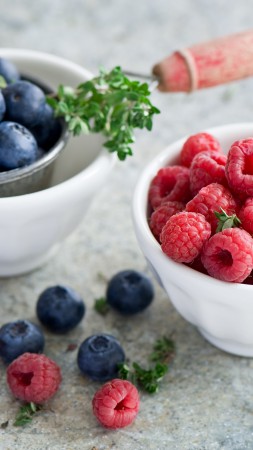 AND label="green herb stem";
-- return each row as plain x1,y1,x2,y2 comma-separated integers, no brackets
47,66,160,160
